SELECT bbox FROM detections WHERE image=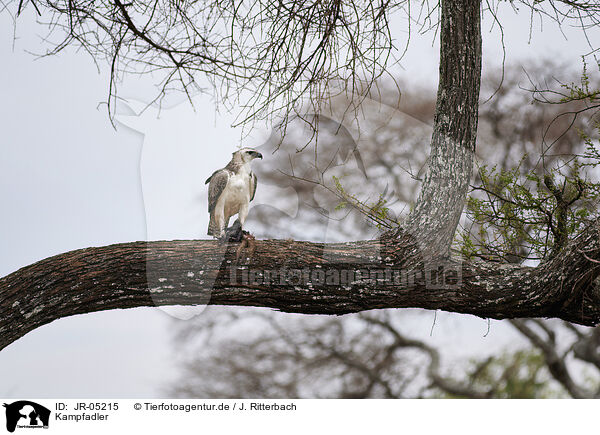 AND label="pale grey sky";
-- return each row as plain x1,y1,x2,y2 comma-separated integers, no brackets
0,4,598,397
